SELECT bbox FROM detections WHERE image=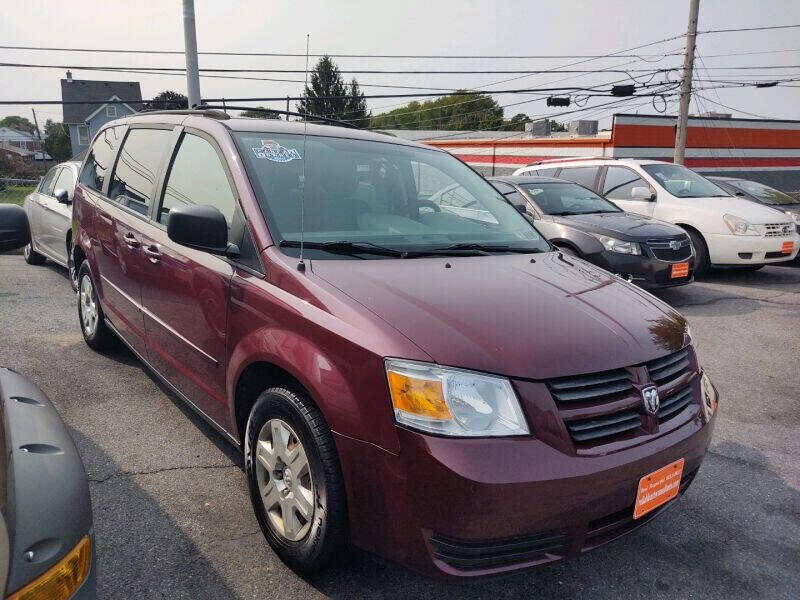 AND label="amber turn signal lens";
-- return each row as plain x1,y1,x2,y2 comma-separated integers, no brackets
387,370,451,420
6,535,91,600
